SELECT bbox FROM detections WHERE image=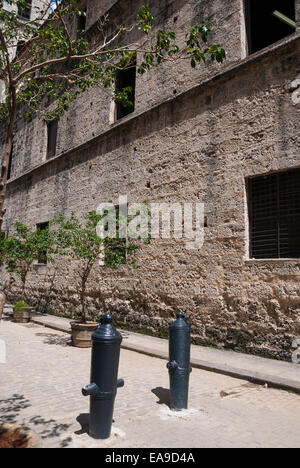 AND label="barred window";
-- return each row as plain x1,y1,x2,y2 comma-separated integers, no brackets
248,169,300,259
